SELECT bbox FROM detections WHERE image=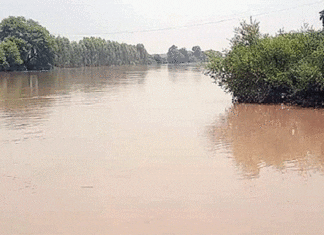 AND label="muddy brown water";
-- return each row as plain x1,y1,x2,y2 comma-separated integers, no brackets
1,65,324,234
